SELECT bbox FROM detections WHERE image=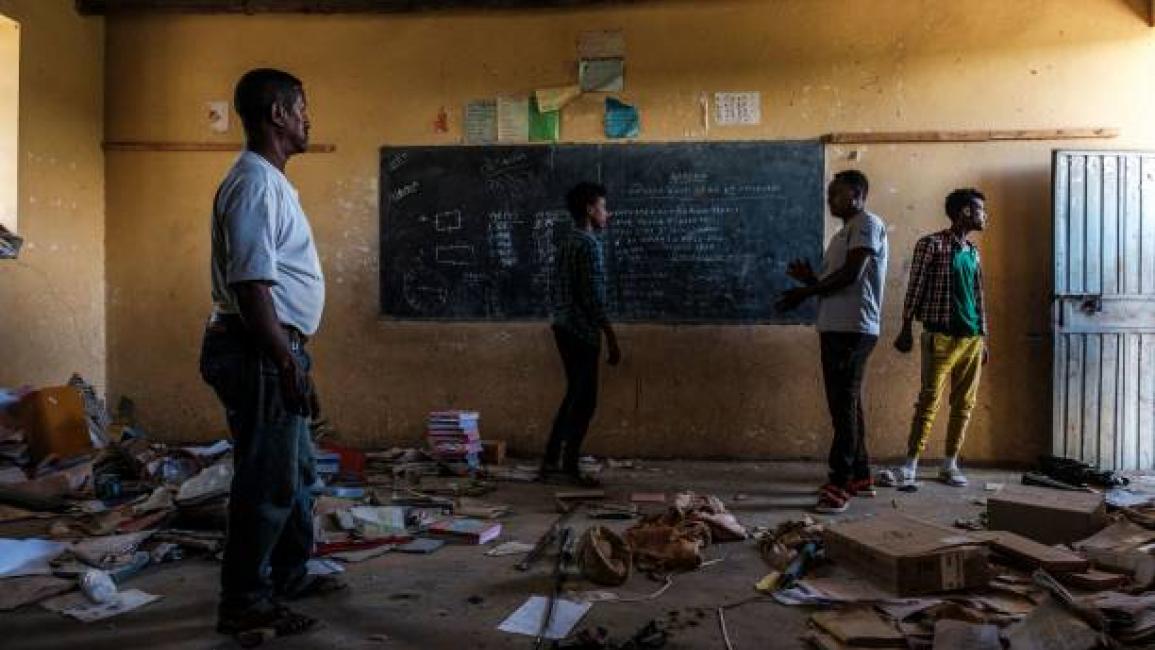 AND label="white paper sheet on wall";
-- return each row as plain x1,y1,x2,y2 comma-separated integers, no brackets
464,100,498,144
714,92,762,126
496,95,530,143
